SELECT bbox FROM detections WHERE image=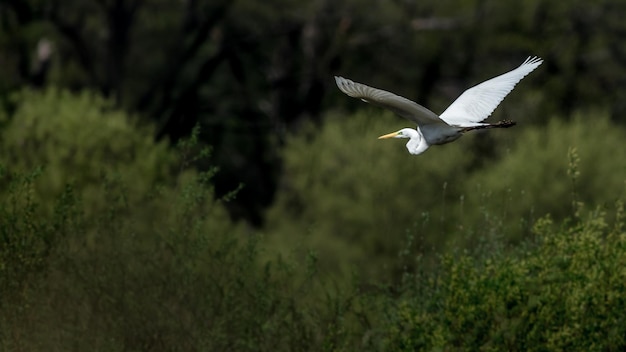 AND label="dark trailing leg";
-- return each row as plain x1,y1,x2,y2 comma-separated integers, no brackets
462,120,516,132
